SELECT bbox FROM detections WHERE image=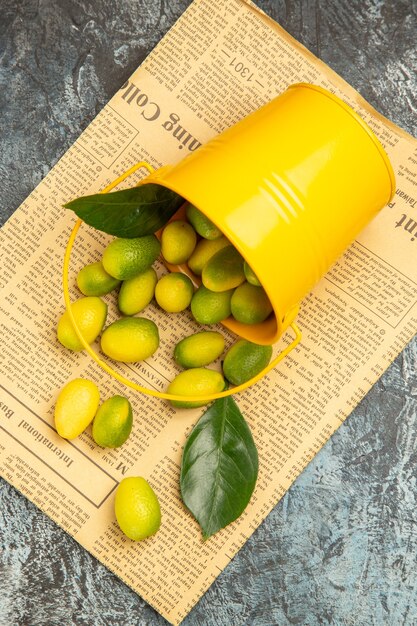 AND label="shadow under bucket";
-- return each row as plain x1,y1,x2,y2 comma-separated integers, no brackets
142,83,396,344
